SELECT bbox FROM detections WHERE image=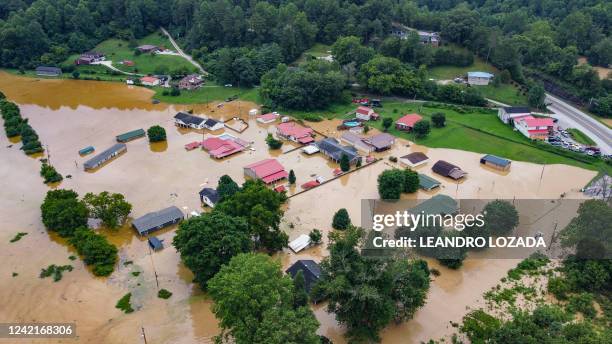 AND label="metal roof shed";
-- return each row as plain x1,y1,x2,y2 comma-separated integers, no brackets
116,129,145,143
418,174,441,190
132,206,184,236
288,234,311,253
148,237,163,251
480,154,511,171
408,194,458,216
83,143,126,170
